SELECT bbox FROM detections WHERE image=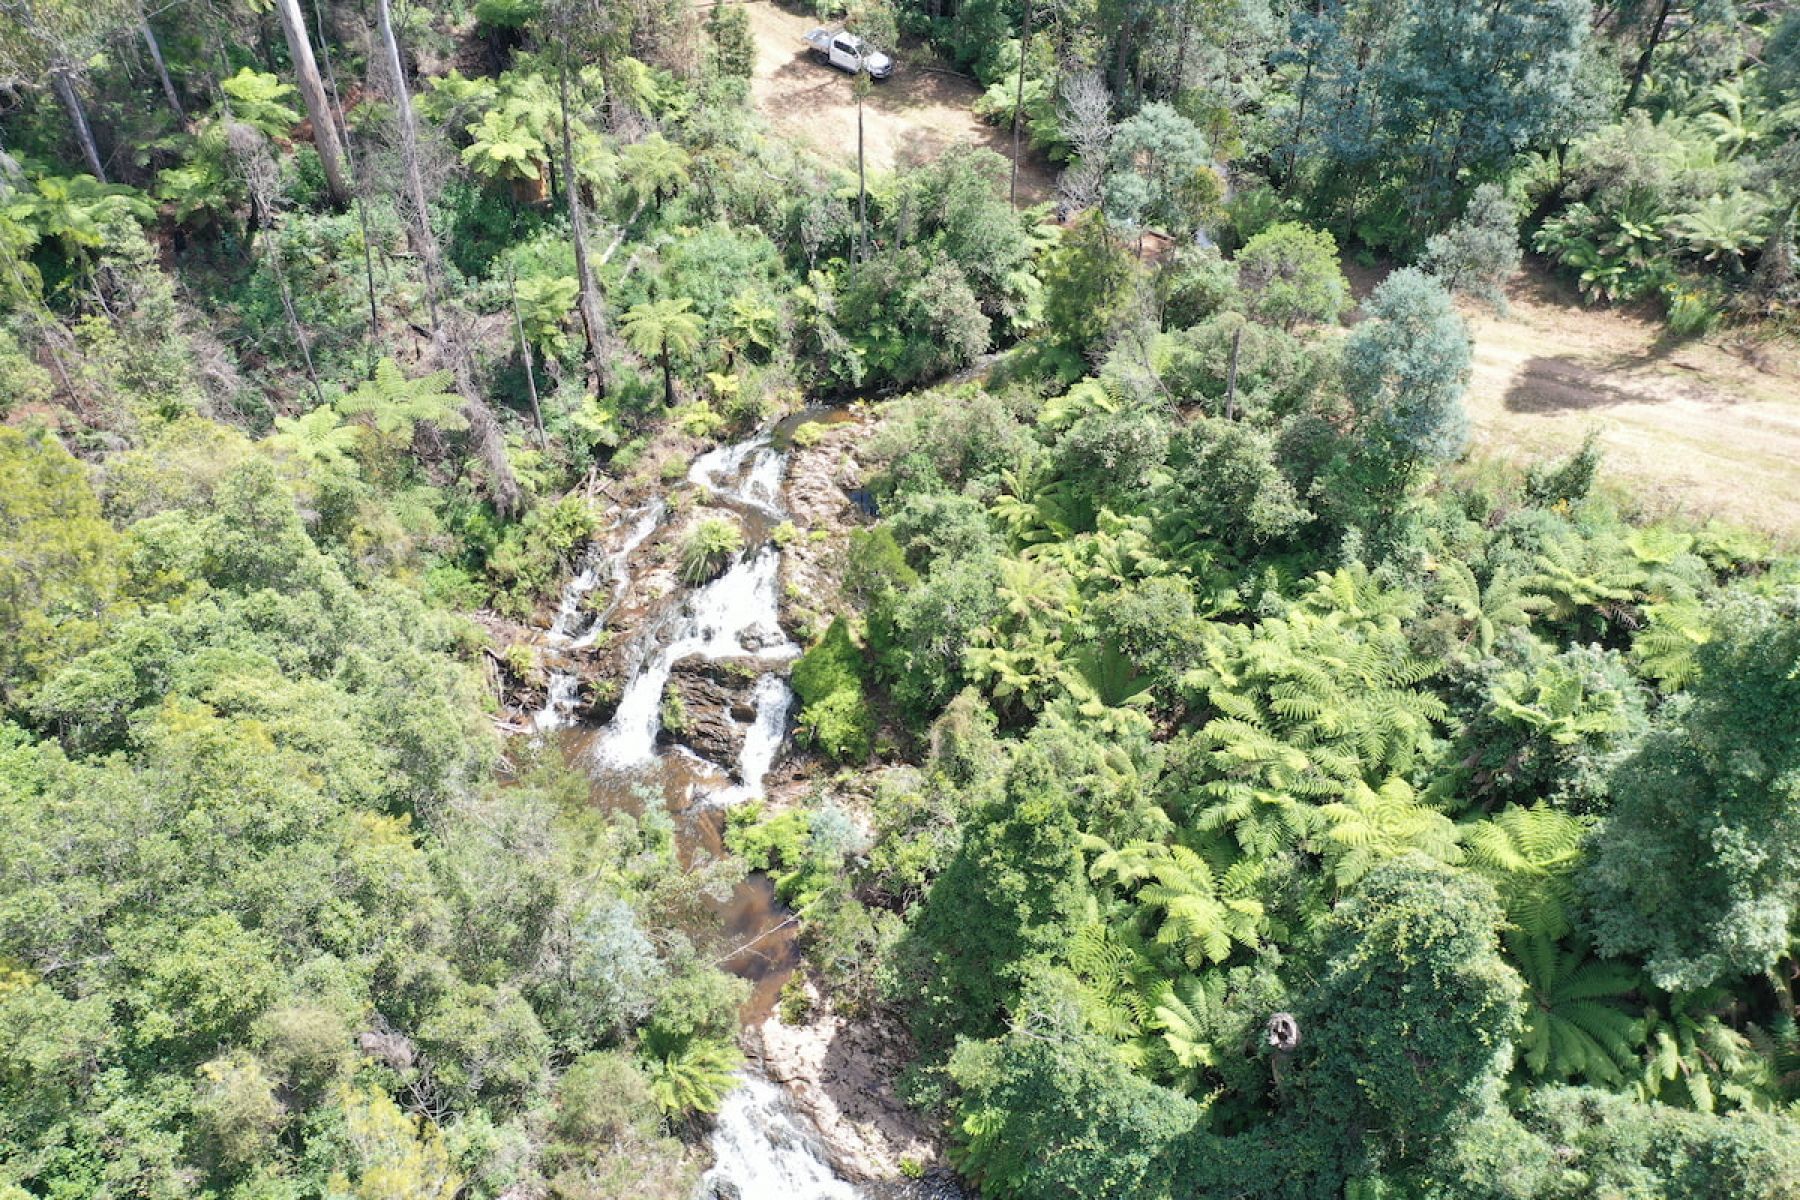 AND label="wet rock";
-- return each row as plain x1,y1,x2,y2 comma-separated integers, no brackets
749,997,946,1184
738,621,788,652
658,655,774,771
